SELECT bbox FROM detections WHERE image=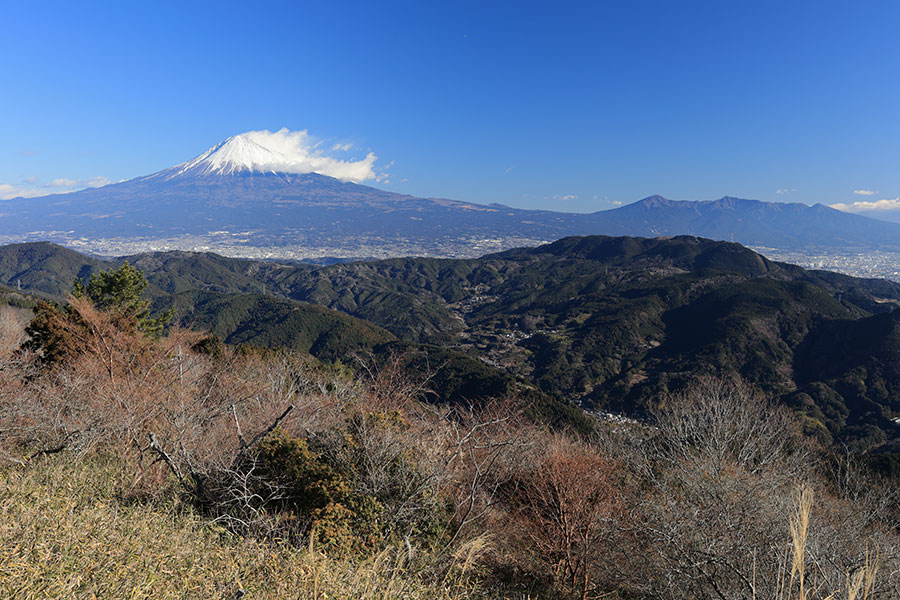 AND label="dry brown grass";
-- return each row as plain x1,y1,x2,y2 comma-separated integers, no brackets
0,304,31,357
0,455,494,600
